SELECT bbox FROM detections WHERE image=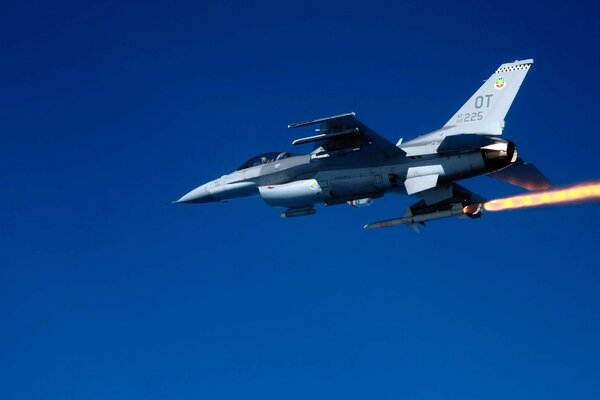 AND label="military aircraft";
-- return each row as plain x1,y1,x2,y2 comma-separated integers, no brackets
175,59,551,231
